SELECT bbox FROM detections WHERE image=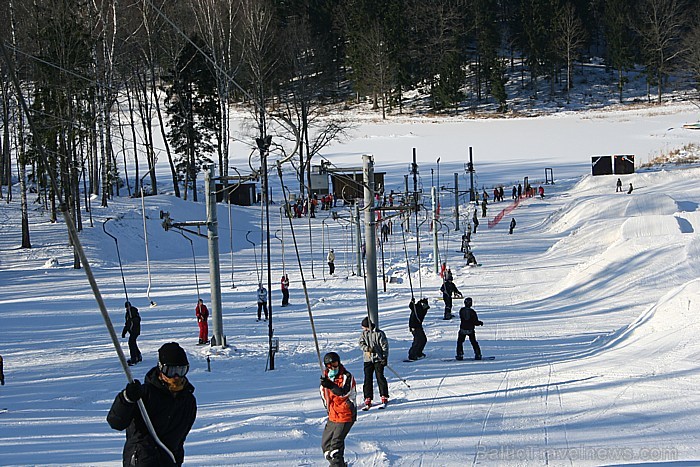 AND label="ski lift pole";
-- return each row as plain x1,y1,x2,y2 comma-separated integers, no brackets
103,219,129,302
140,169,156,306
276,162,324,372
178,231,200,299
0,41,178,464
385,363,410,388
245,231,259,284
